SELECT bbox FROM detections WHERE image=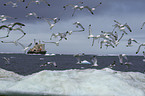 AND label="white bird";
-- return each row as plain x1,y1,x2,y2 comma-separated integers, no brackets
73,53,85,64
108,61,116,68
88,24,94,39
73,21,85,32
4,0,25,8
26,0,50,8
0,15,17,23
113,20,132,34
101,31,118,41
18,43,32,53
77,2,102,15
63,2,83,16
88,25,116,46
50,31,70,41
50,33,59,40
1,34,26,46
26,12,40,19
91,34,113,46
2,57,10,64
41,17,60,30
49,17,60,24
90,55,98,66
143,51,145,58
126,38,139,47
100,40,115,49
141,22,145,29
59,32,70,41
118,54,128,64
42,41,59,46
63,2,102,16
0,22,26,37
136,43,145,54
40,61,57,67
